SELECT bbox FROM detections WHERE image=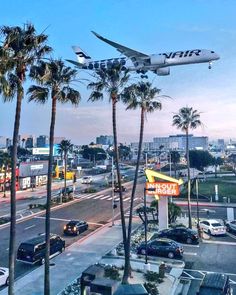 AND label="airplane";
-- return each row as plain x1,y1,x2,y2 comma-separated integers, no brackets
67,31,220,77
